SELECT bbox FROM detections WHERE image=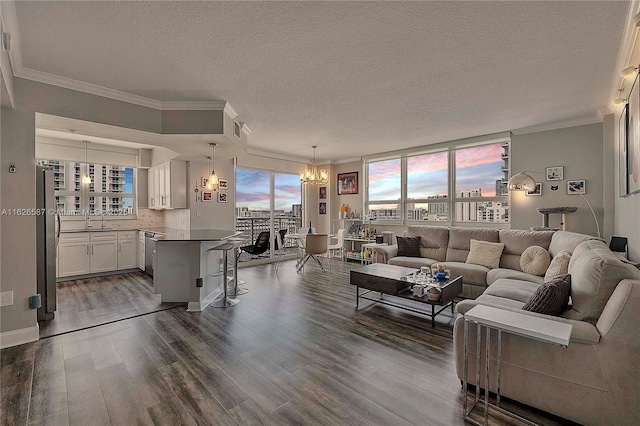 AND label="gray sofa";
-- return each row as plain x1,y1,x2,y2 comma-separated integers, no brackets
378,225,640,424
